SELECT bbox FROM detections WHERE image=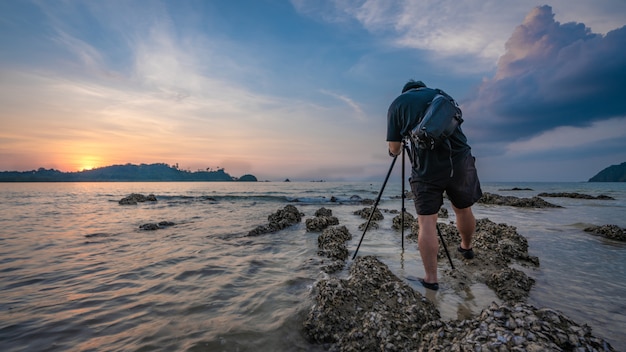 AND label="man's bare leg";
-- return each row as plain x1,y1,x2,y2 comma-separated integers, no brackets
452,205,475,250
417,213,439,284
